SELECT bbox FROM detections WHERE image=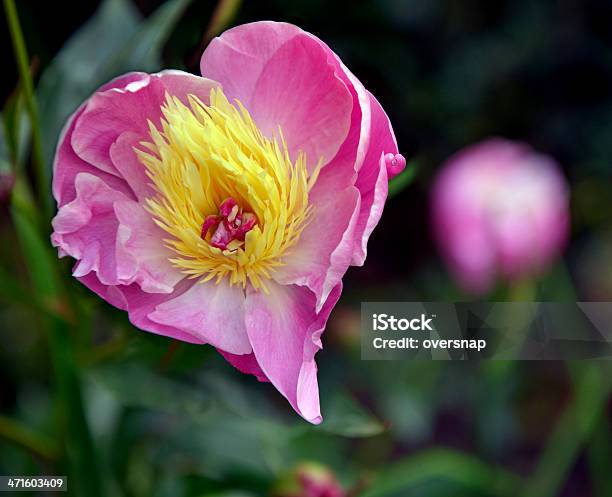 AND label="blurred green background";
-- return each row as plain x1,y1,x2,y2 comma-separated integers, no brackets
0,0,611,496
